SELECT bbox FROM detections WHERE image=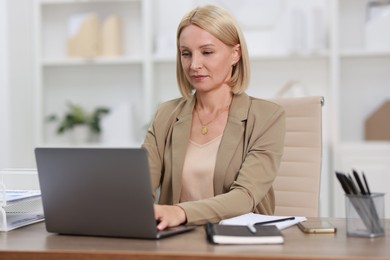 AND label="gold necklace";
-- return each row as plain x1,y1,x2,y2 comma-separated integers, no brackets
195,105,230,135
